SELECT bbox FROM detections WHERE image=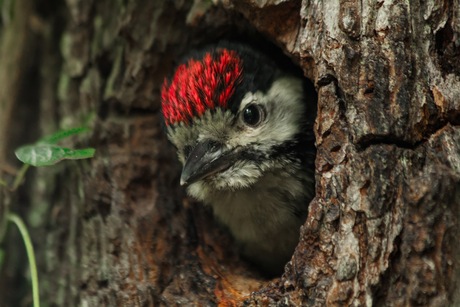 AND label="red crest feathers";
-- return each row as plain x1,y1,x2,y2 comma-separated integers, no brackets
161,49,243,126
